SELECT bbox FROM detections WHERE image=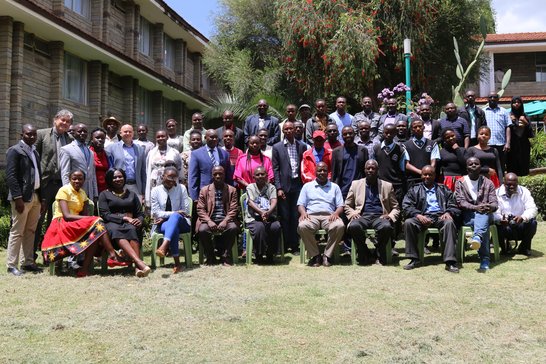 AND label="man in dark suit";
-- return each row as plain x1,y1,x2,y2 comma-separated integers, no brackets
217,110,244,151
377,98,408,140
6,124,44,275
458,90,487,146
331,126,370,200
244,99,280,146
188,129,232,201
59,123,98,203
34,109,73,254
106,124,146,202
196,166,239,266
417,103,441,142
272,121,307,253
